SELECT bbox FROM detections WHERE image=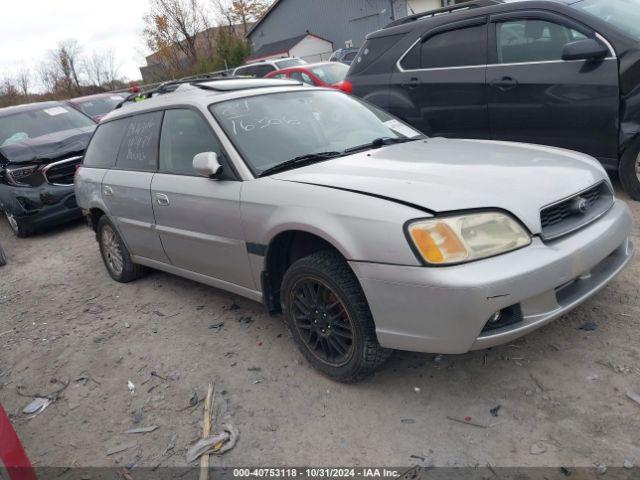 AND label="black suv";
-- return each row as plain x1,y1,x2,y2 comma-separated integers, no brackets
346,0,640,199
0,102,96,237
